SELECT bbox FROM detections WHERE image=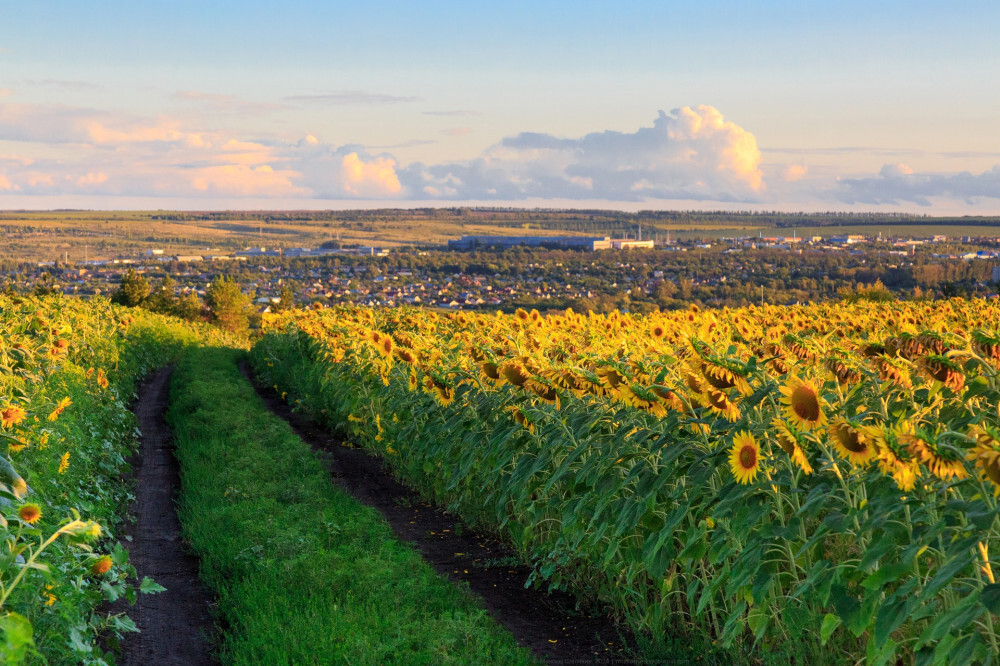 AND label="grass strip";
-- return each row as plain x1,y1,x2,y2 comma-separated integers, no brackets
167,346,535,665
